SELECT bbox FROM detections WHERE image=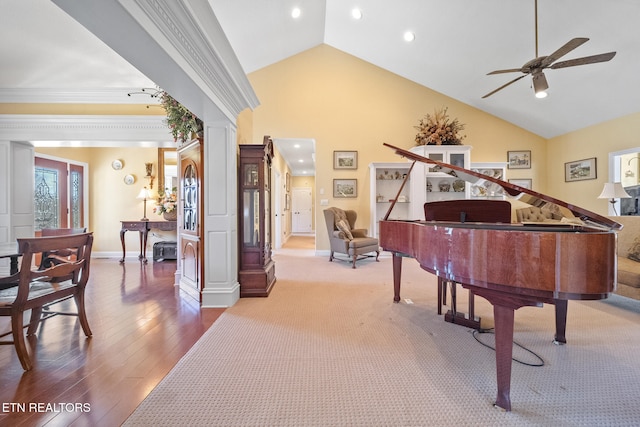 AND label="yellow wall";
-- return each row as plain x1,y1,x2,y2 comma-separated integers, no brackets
13,45,640,254
0,103,160,115
248,45,546,250
547,112,640,214
35,147,174,254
